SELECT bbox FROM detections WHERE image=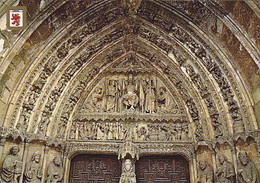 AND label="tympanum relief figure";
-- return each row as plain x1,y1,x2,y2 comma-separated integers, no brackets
89,87,105,112
157,86,172,113
237,151,258,183
143,77,156,113
82,74,178,115
216,154,235,183
197,160,213,183
122,74,139,111
0,145,22,183
119,159,136,183
24,153,42,183
106,80,119,112
69,121,191,142
46,156,63,183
